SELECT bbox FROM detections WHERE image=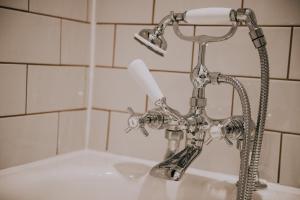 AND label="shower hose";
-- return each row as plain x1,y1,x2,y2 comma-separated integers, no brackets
218,46,269,200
